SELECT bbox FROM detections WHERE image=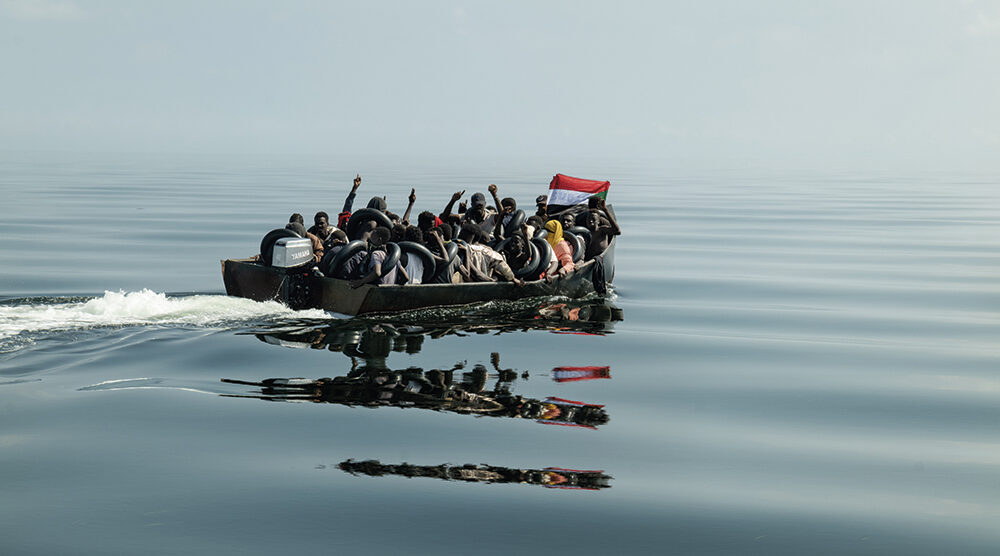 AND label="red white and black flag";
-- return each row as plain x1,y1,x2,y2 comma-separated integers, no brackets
547,173,611,208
